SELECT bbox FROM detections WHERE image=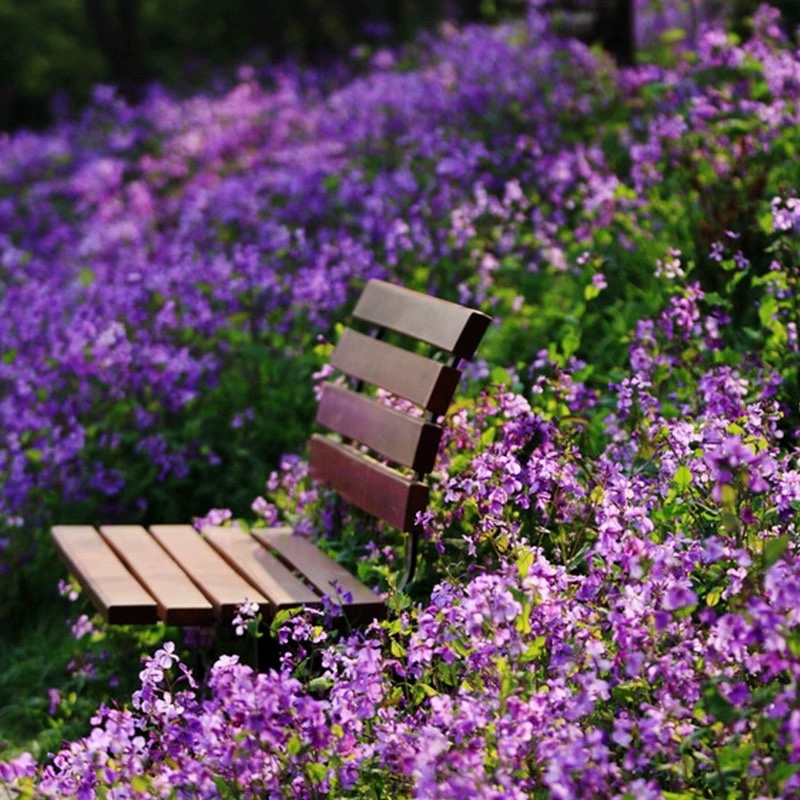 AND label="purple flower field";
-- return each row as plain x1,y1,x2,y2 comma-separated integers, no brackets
4,2,800,797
